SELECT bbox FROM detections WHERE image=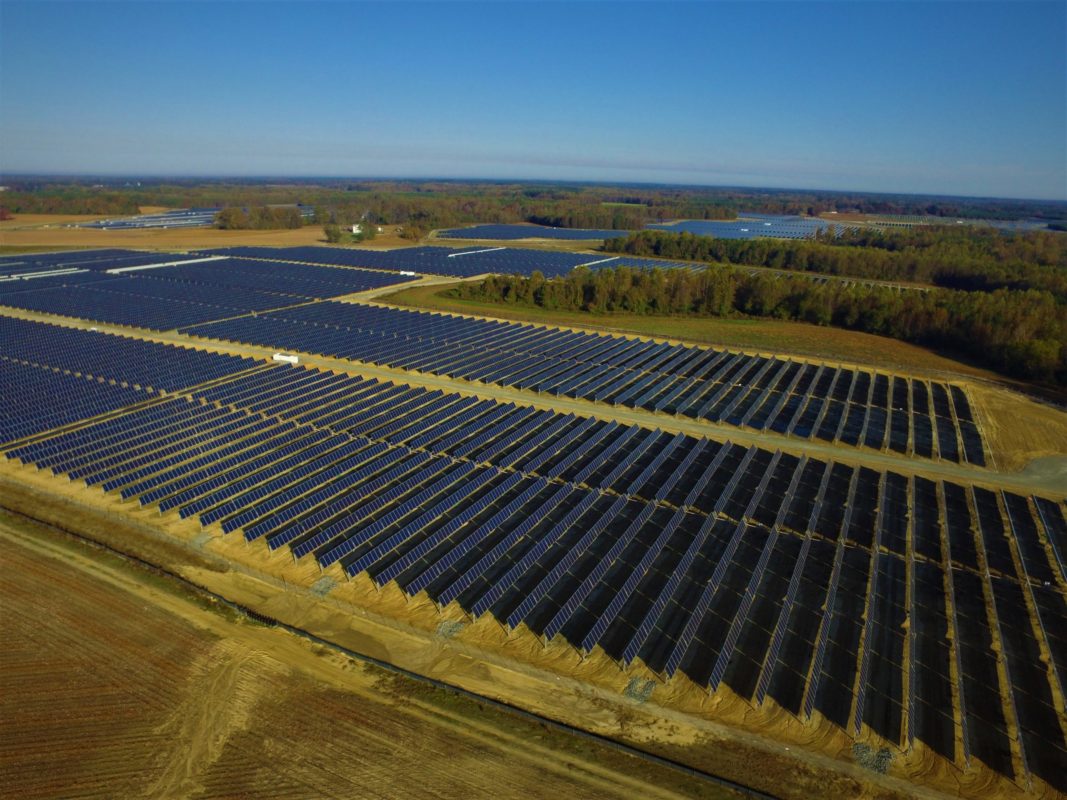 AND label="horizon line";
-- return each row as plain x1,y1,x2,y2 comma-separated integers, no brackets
1,172,1065,206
